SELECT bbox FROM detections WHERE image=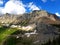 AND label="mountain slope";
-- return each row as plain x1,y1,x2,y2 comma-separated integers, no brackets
0,10,60,45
